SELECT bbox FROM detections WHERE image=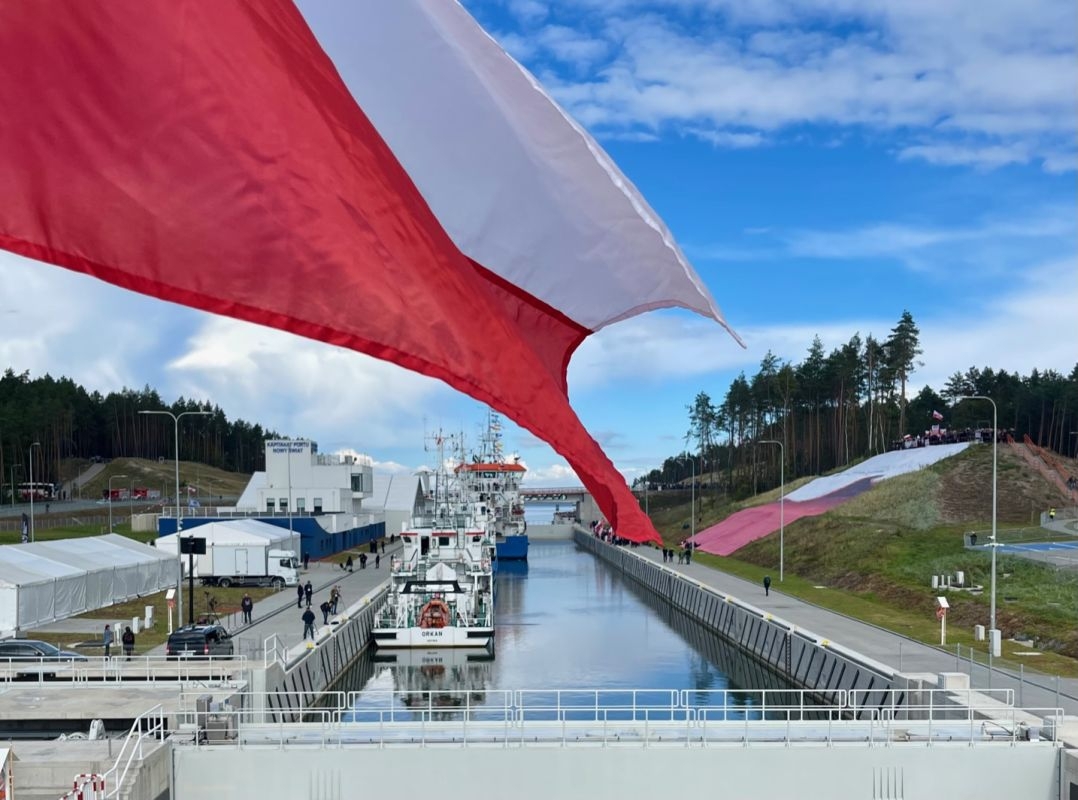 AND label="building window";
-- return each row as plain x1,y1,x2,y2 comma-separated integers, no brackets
296,497,306,513
350,474,364,492
266,500,275,512
438,536,451,547
279,497,288,512
313,497,323,514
